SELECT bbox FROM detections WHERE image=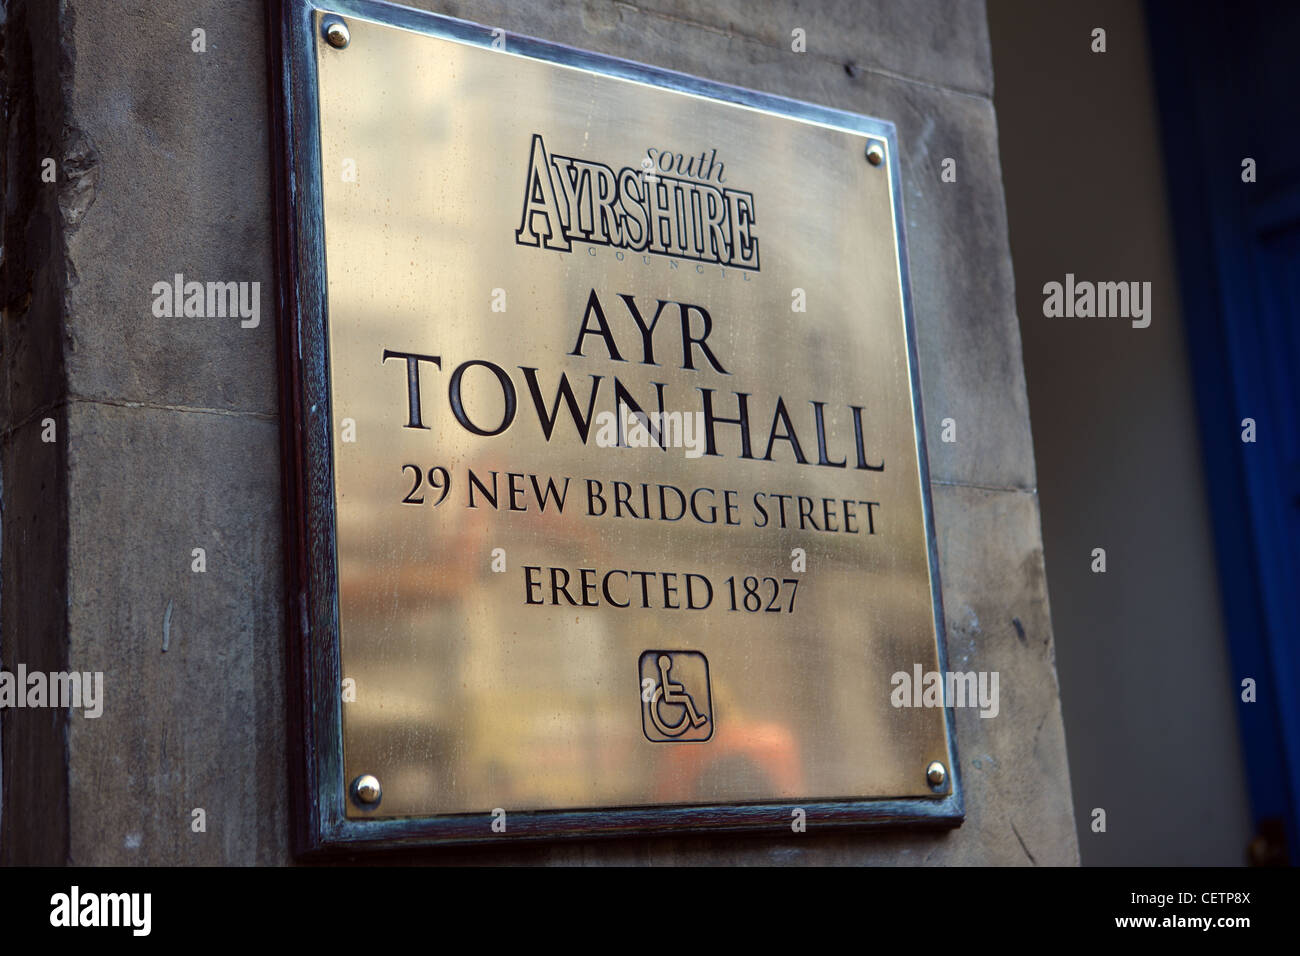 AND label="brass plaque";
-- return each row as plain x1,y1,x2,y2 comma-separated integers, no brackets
286,1,957,841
